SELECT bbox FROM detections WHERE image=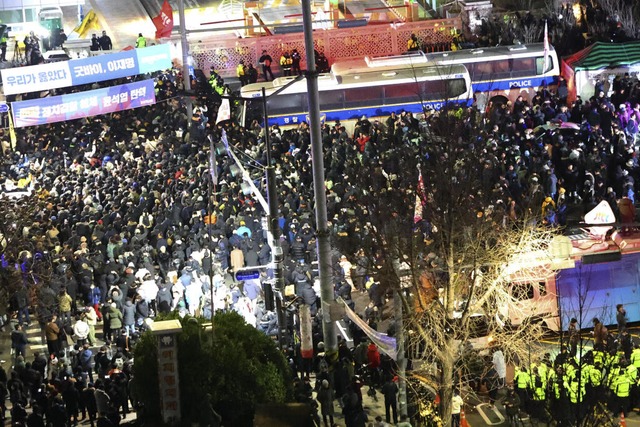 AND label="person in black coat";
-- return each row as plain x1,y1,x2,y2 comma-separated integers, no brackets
62,378,81,426
82,382,98,427
26,404,46,427
11,324,29,359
